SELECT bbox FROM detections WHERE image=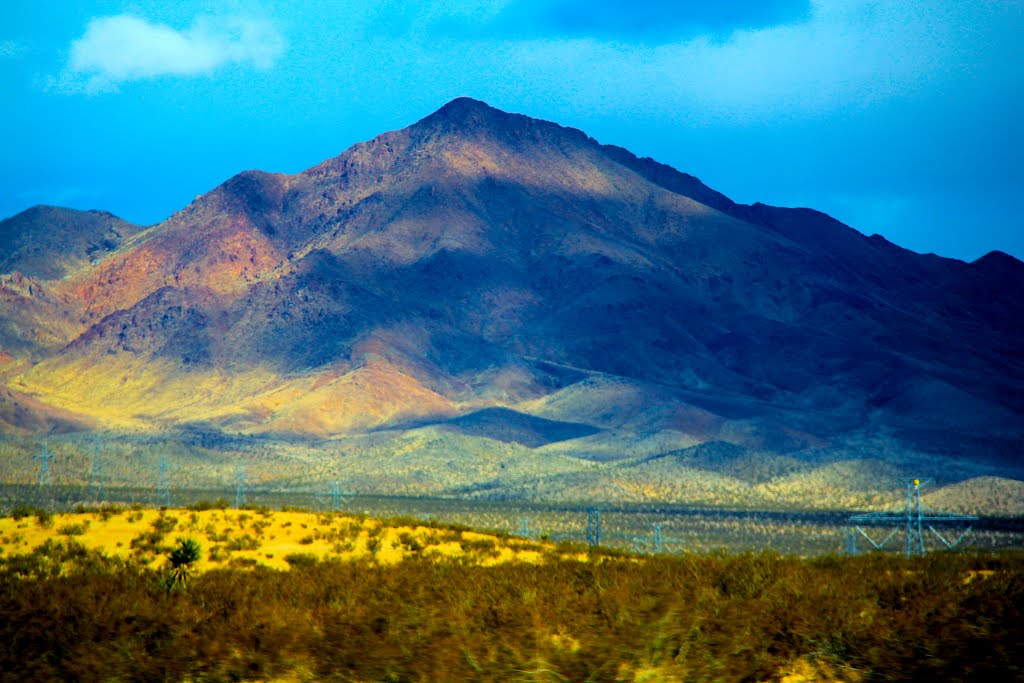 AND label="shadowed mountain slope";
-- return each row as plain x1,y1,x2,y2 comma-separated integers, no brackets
0,206,142,280
438,406,601,448
1,98,1022,504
